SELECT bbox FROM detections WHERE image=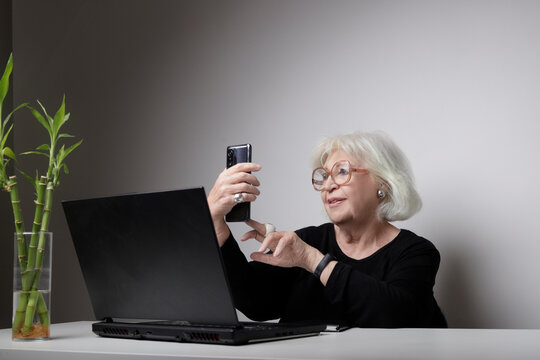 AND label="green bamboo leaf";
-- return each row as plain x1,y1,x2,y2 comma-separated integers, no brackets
2,103,27,128
36,100,54,128
53,166,60,182
56,145,65,163
18,169,37,191
63,163,69,174
52,95,66,135
58,139,83,165
0,174,6,190
27,105,51,134
0,158,10,177
58,133,74,139
21,150,49,158
1,124,13,148
36,144,50,151
3,146,16,161
0,53,13,105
